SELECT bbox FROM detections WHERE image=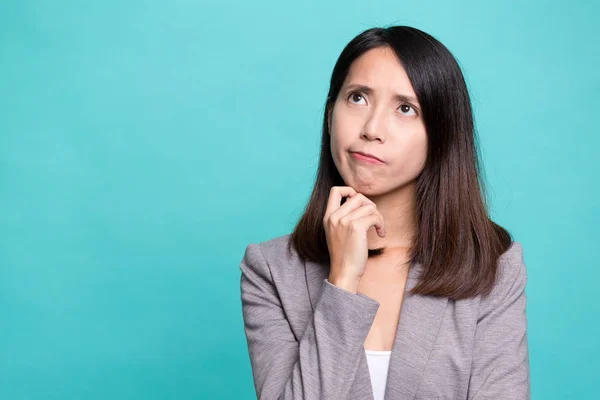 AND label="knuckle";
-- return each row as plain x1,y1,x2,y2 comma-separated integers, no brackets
356,193,370,204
